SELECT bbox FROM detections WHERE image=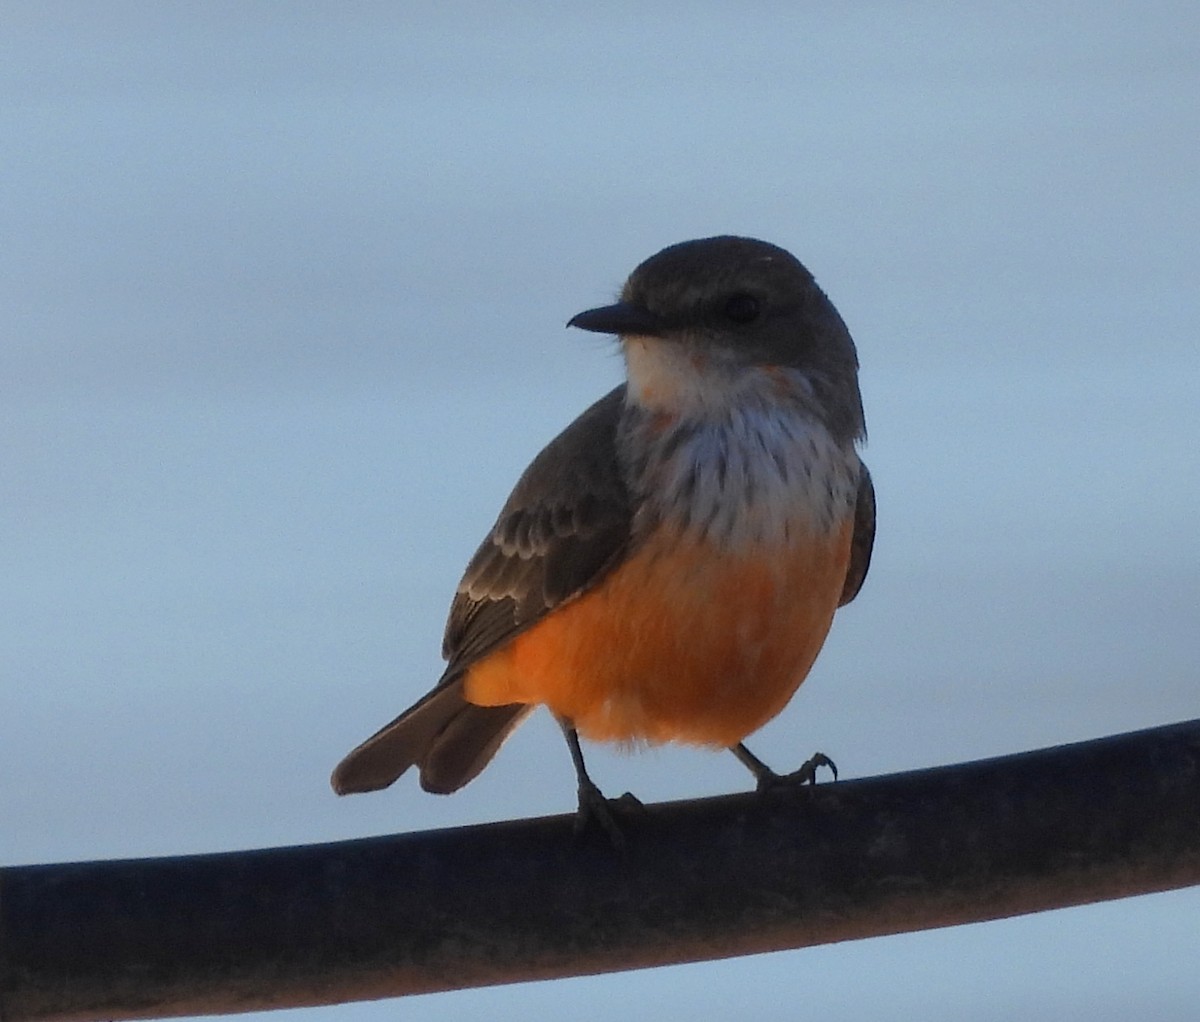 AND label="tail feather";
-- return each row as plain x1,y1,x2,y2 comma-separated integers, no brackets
420,701,532,794
331,676,529,796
